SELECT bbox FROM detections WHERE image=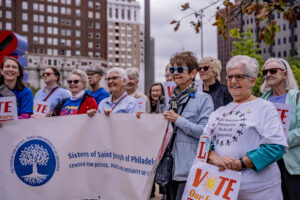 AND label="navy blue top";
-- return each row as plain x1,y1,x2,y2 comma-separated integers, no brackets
86,87,109,105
